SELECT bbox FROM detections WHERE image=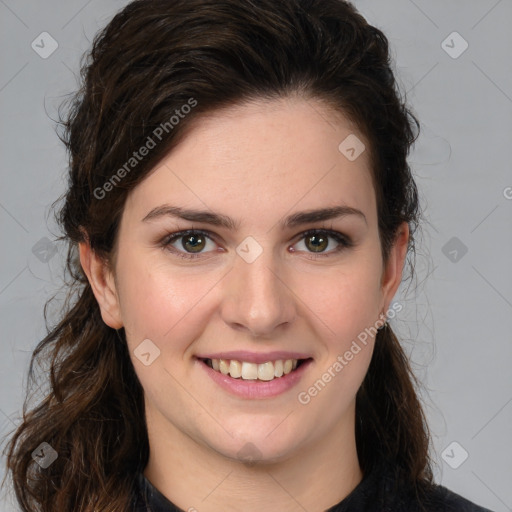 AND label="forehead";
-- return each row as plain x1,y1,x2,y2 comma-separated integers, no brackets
124,96,376,227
